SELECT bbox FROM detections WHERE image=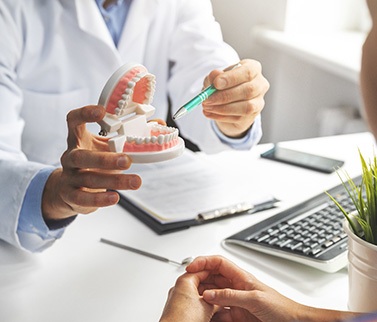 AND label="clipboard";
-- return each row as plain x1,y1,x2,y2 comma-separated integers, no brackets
118,149,279,234
119,193,279,234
